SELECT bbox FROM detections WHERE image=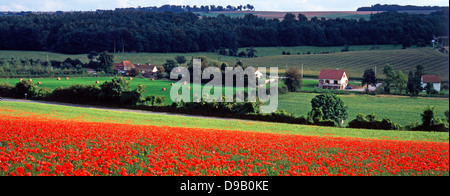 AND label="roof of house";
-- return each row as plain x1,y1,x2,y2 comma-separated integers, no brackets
135,64,156,70
422,75,441,83
113,61,135,70
318,69,347,80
